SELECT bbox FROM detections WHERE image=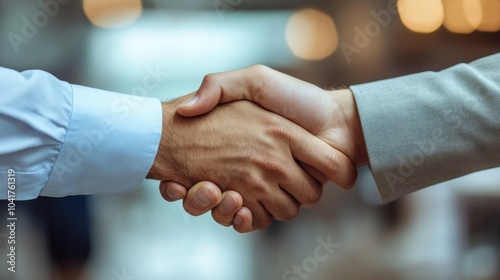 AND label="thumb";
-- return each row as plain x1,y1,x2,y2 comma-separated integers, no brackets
177,80,222,117
177,66,264,117
177,66,329,136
